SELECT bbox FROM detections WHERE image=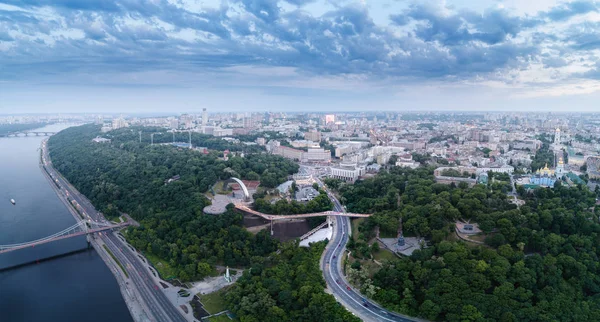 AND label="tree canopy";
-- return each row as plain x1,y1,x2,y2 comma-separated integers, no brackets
48,124,298,280
225,241,360,322
341,166,600,321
